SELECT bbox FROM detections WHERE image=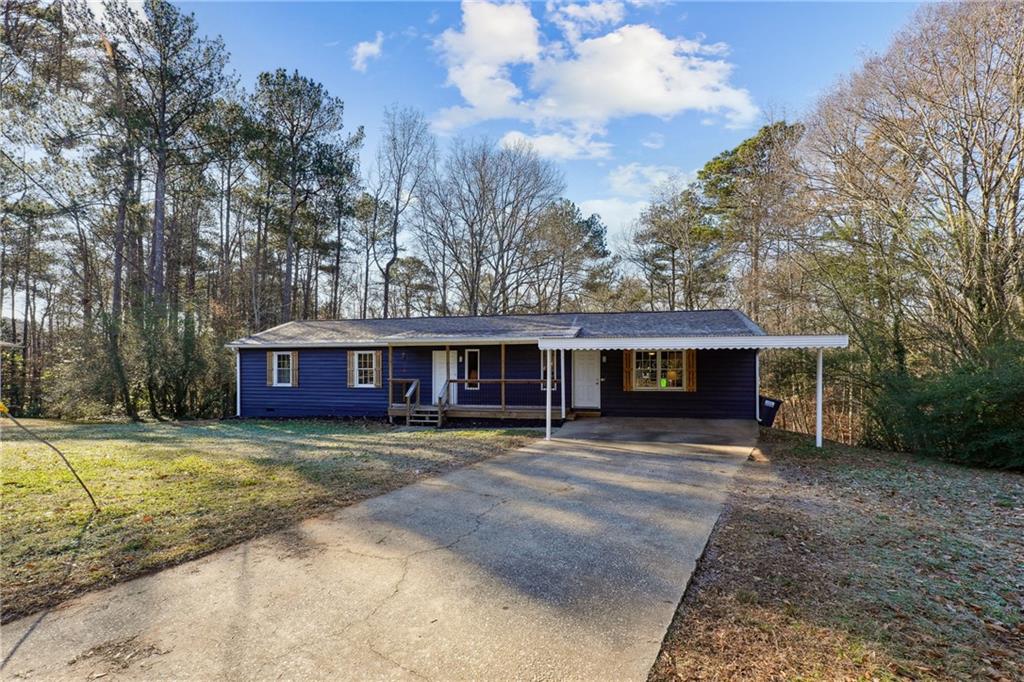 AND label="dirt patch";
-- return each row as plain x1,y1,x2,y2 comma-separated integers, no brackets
651,430,1024,681
67,635,168,674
